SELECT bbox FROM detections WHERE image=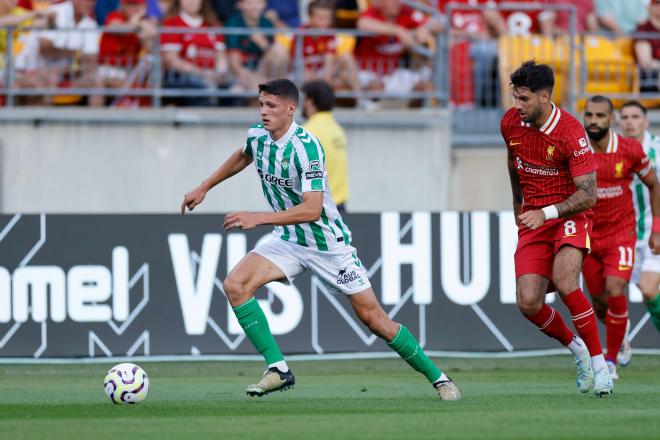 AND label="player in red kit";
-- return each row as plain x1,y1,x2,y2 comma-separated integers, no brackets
581,95,660,380
501,61,613,396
